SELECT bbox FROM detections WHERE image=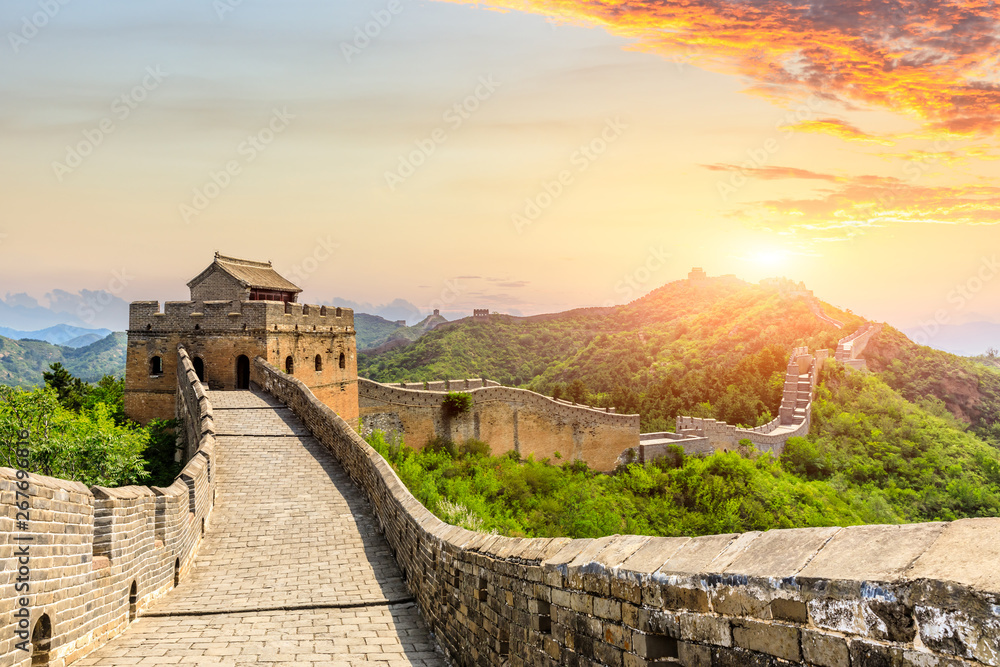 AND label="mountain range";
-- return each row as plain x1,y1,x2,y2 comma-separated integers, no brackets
0,324,113,347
